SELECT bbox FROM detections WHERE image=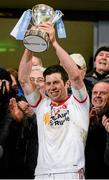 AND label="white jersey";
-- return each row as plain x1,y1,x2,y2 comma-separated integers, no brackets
26,86,89,175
